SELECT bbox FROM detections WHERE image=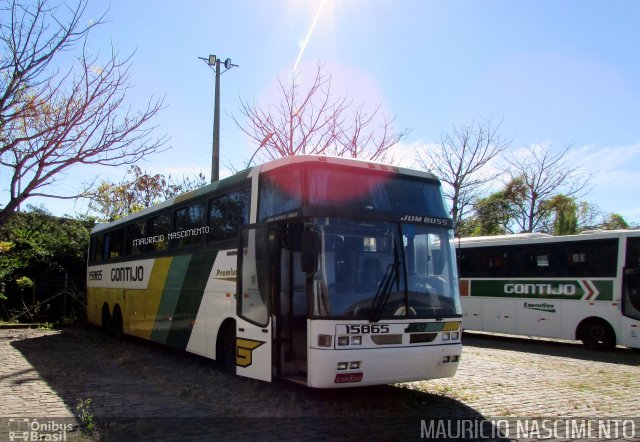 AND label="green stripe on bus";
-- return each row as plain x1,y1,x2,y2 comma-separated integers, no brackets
150,255,192,344
469,279,614,301
165,251,218,349
593,280,614,301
